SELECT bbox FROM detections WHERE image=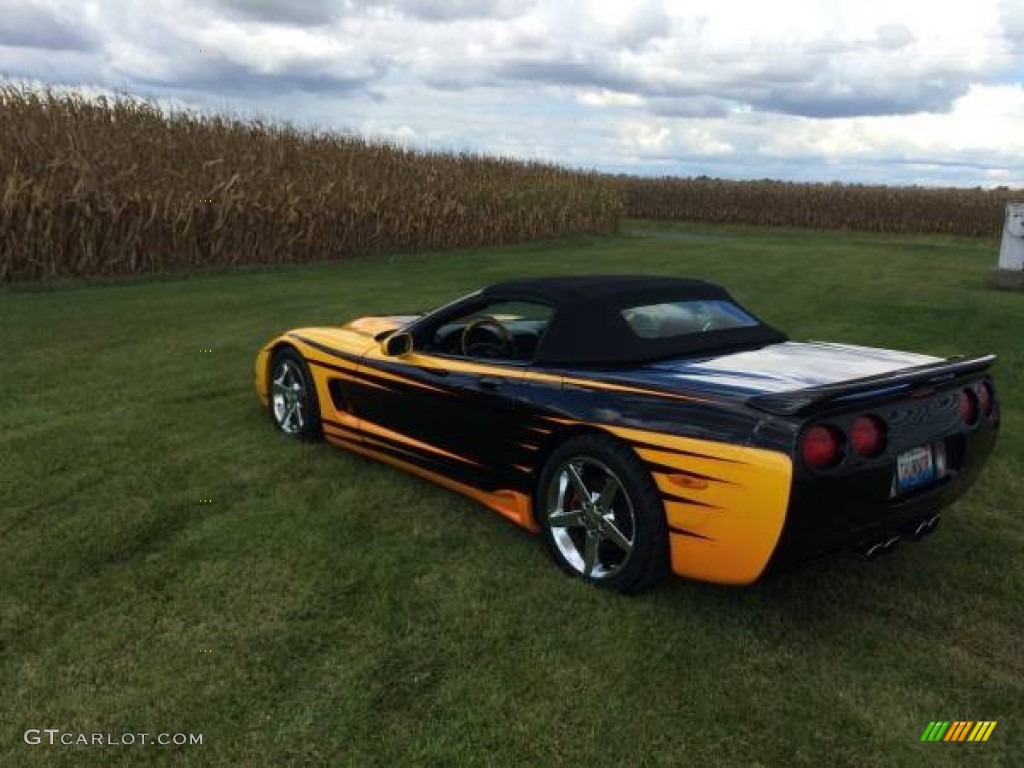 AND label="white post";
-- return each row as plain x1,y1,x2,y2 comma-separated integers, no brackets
998,202,1024,270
